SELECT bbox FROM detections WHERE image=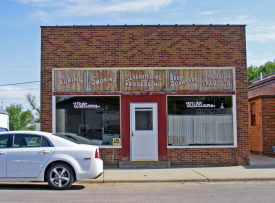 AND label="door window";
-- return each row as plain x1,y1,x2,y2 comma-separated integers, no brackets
135,109,153,131
0,134,11,148
13,134,41,148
